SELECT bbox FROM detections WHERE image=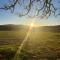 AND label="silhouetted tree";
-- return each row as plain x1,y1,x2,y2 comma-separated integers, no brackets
0,0,60,18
